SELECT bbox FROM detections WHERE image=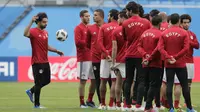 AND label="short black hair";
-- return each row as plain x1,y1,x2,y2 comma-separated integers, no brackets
138,4,144,17
80,10,88,17
167,15,171,23
170,13,180,24
126,1,139,14
150,9,160,17
36,12,48,24
180,14,191,23
119,10,128,19
151,15,162,26
109,9,119,21
143,13,150,21
94,9,104,18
